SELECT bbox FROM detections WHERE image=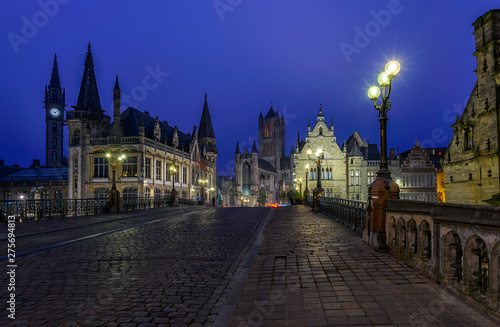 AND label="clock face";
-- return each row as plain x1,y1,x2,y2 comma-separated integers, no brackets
50,108,60,117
